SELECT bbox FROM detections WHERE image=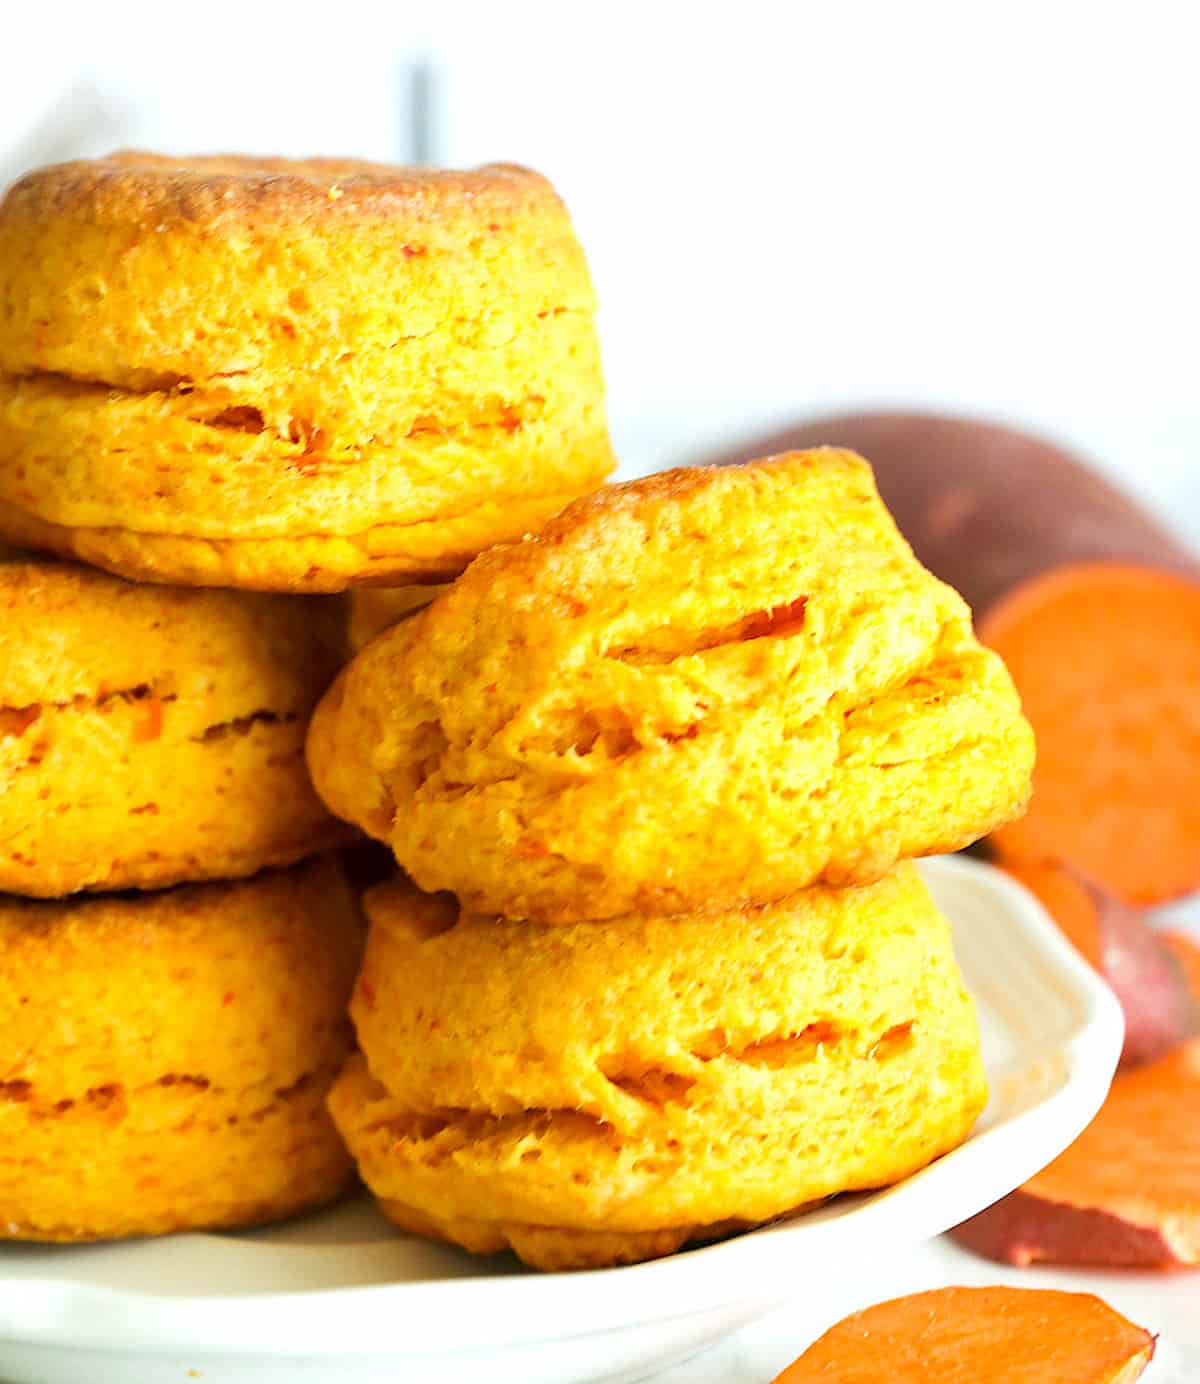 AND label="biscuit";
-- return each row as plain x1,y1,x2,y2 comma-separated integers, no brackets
308,451,1036,922
0,856,362,1240
0,154,613,591
329,865,987,1270
0,556,349,896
